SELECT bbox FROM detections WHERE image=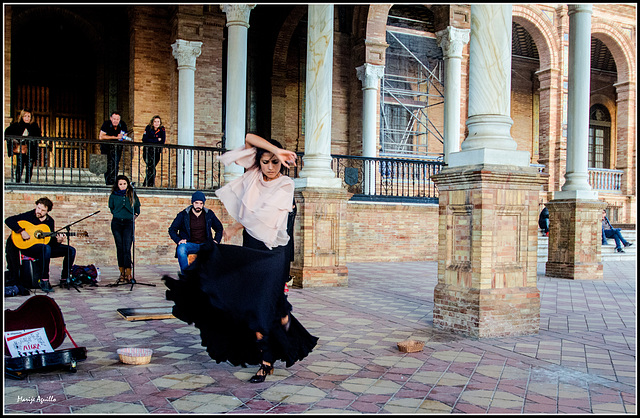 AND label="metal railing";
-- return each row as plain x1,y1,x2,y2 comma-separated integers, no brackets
291,153,444,203
12,136,625,201
4,135,224,190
